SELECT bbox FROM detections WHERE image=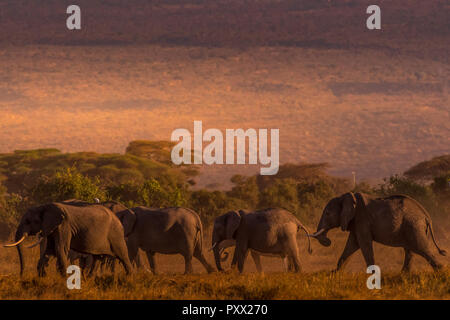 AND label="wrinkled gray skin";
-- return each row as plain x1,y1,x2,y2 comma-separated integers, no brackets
7,201,133,276
118,206,215,274
212,208,312,273
311,192,447,272
64,200,133,275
